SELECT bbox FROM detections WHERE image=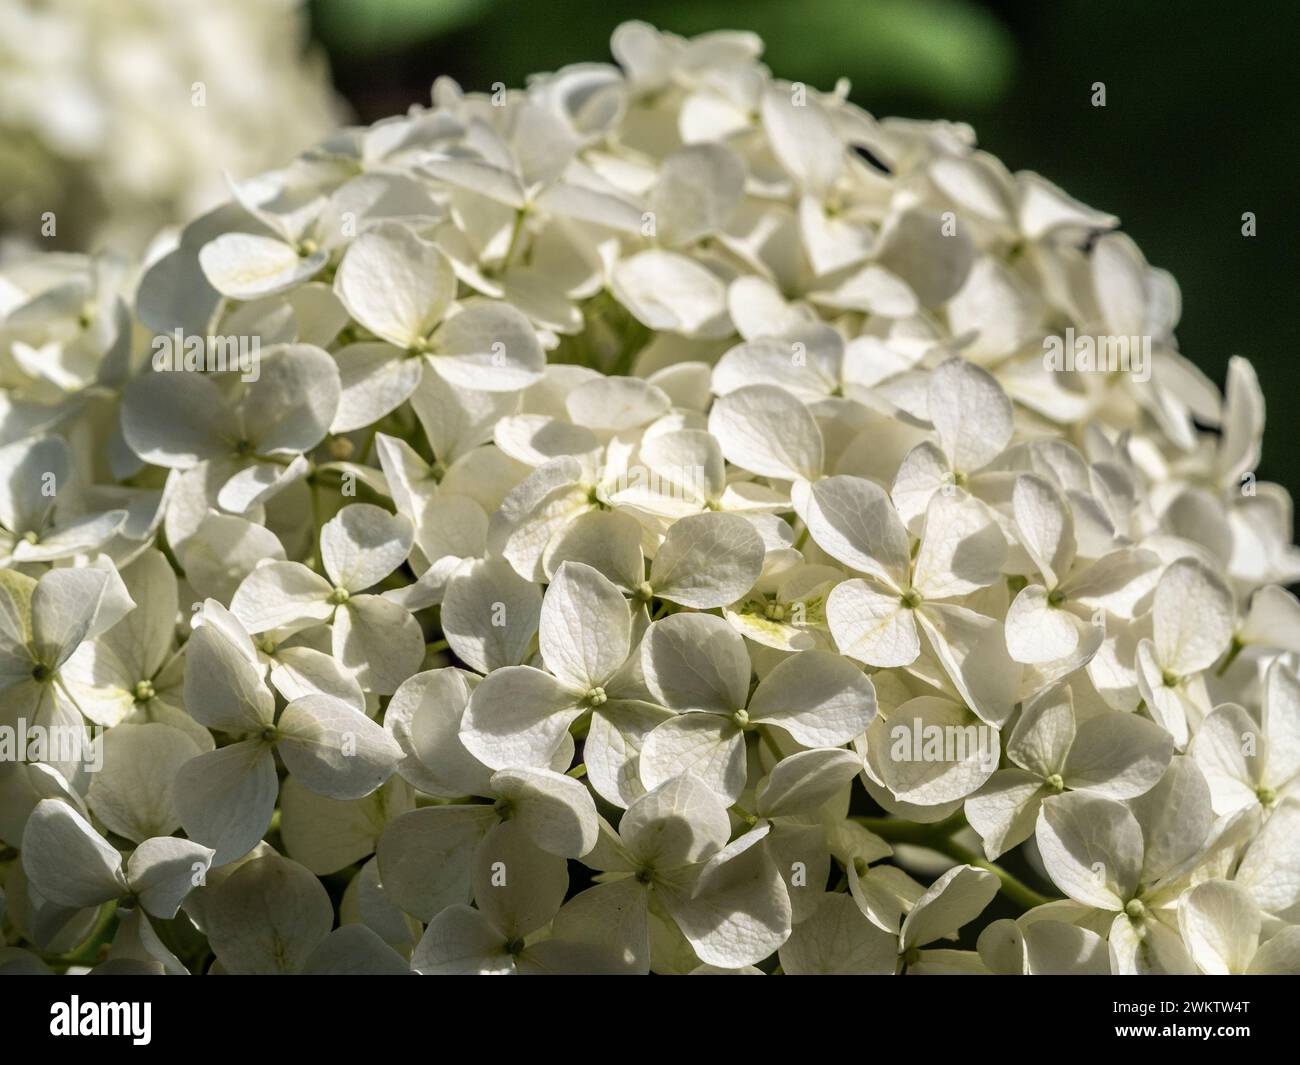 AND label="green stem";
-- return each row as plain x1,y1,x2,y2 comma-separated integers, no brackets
426,638,450,654
851,813,1056,911
1215,636,1244,677
500,207,529,272
42,901,118,969
853,811,966,846
758,726,784,762
358,427,377,465
158,528,186,578
305,473,324,572
944,840,1055,910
